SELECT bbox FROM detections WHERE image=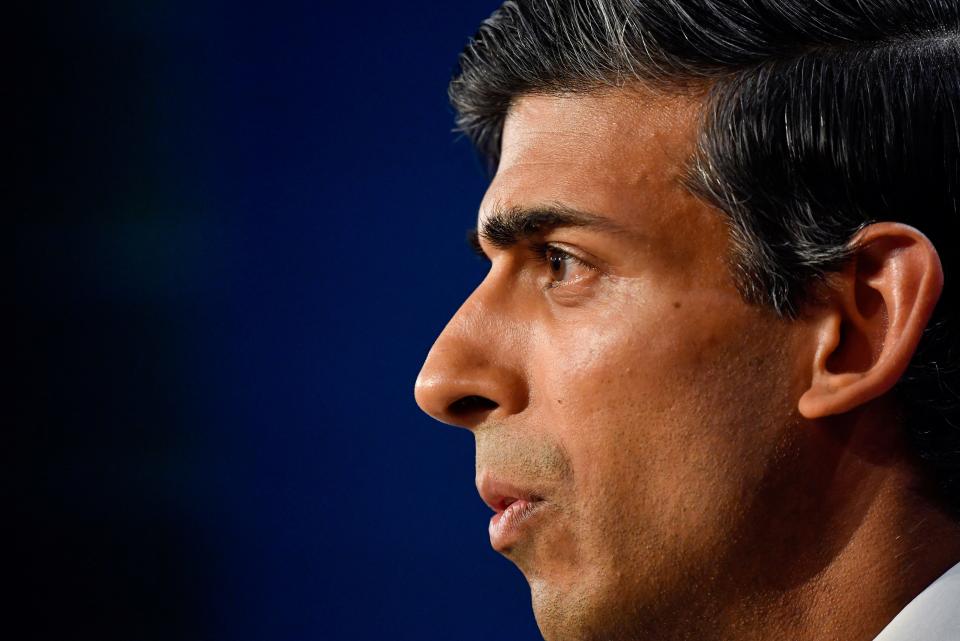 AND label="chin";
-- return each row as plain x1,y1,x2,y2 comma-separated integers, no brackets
527,576,626,641
529,581,588,641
